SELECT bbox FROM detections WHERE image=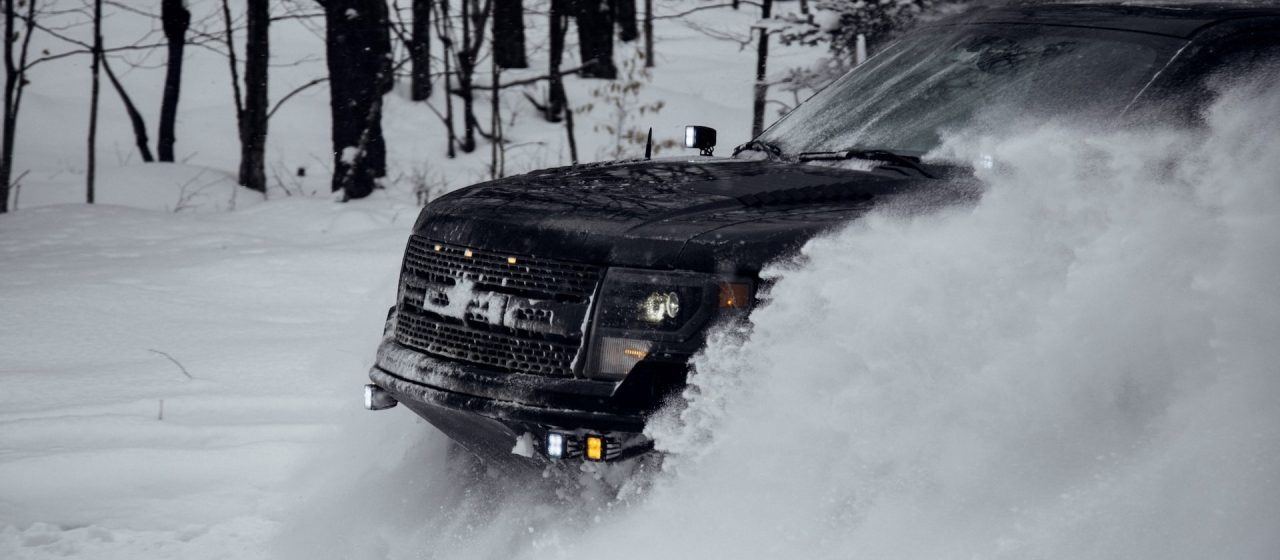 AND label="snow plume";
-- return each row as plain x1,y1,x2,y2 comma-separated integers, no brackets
273,80,1280,559
626,80,1280,558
